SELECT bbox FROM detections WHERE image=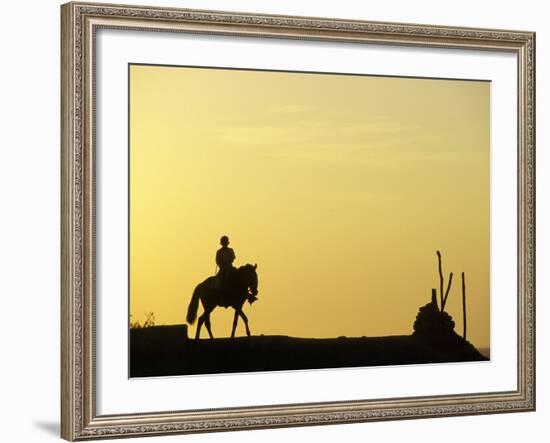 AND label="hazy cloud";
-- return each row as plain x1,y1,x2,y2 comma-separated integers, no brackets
269,104,315,114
